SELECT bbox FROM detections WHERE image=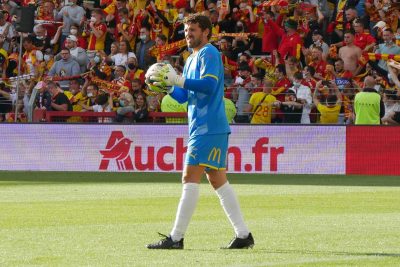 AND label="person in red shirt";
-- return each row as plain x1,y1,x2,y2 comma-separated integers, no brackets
308,47,327,80
261,11,282,55
302,66,317,93
116,7,137,50
86,8,107,51
268,18,303,64
353,18,376,52
272,64,292,102
232,0,256,33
